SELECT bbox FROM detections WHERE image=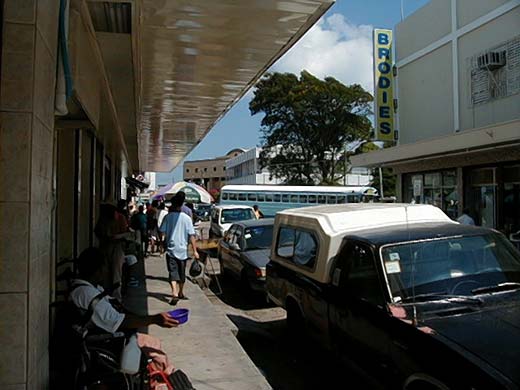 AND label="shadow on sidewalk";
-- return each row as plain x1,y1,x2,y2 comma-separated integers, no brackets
208,275,272,311
226,314,367,390
146,274,170,283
